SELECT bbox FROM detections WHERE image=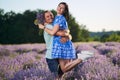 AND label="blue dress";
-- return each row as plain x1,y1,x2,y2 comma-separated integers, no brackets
51,15,76,59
